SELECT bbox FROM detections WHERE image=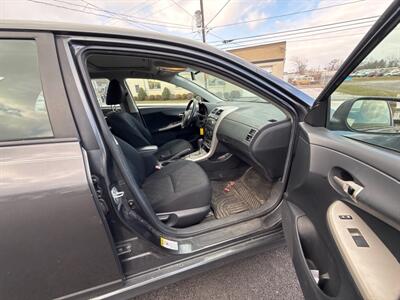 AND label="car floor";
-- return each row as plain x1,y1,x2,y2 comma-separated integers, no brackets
210,167,277,219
